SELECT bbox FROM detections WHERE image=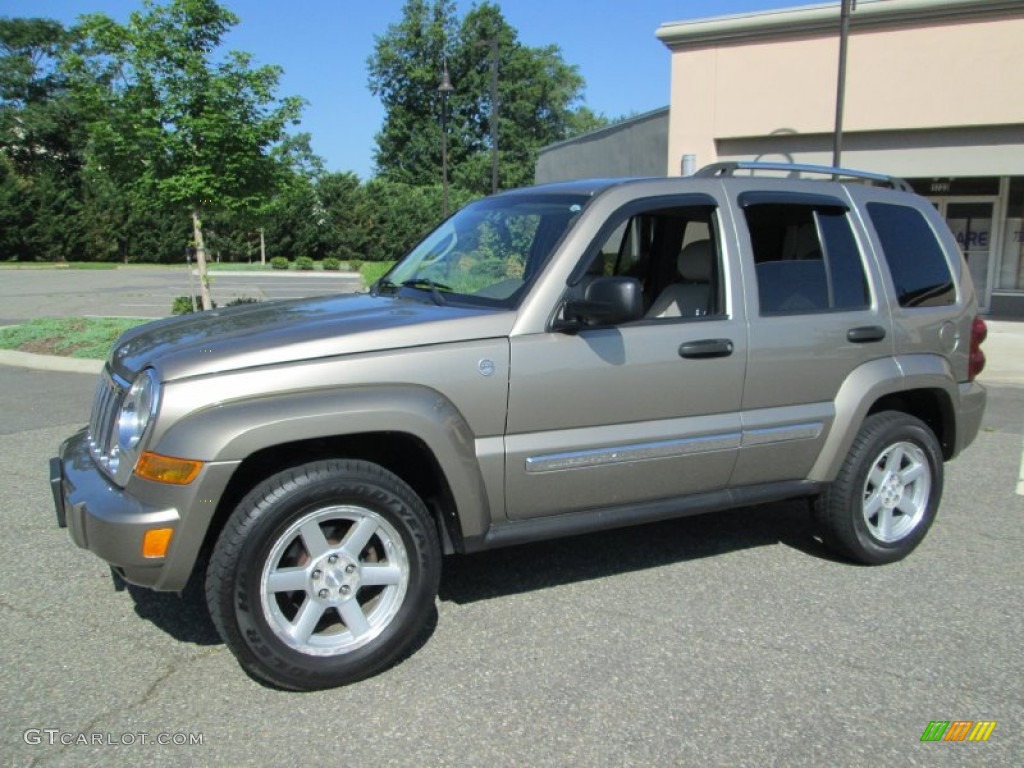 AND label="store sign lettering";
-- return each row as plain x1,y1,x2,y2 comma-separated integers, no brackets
956,231,989,248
